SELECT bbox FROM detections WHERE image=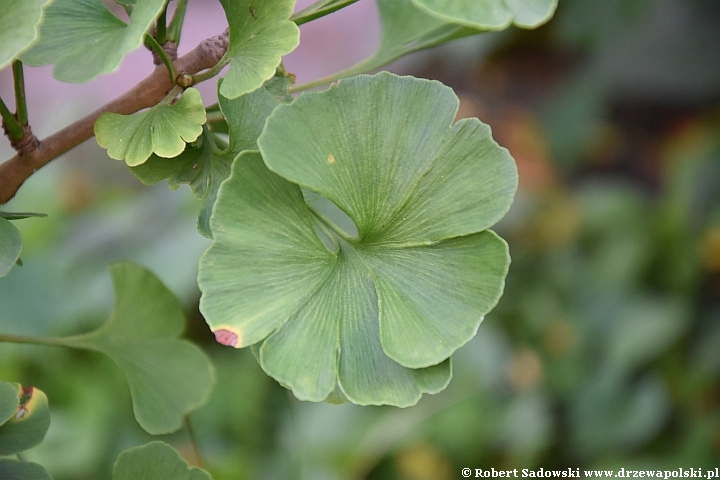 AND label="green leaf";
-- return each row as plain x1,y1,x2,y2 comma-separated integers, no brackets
131,74,292,237
411,0,558,29
302,0,477,86
95,88,206,167
0,211,47,221
19,0,166,82
0,459,51,480
0,0,53,70
0,385,50,456
113,442,210,480
0,218,22,278
62,262,215,434
218,0,299,99
199,73,516,405
0,382,20,426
